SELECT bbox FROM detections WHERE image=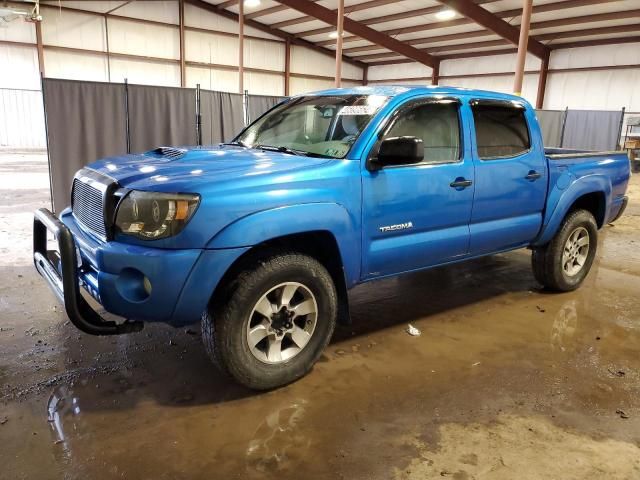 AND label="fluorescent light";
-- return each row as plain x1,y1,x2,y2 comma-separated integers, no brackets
244,0,261,7
329,31,343,39
435,9,456,20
